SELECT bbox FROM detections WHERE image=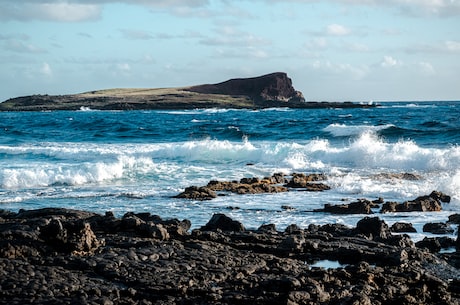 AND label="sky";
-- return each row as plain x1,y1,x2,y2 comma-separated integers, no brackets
0,0,459,102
